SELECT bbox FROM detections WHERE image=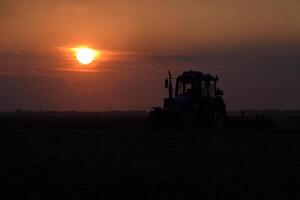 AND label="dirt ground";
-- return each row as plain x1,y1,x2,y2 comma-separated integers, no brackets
2,116,300,199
